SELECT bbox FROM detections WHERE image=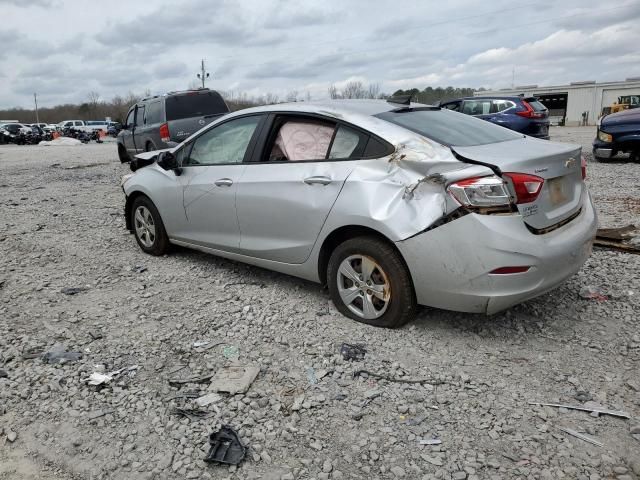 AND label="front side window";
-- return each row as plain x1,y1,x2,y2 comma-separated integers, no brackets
135,106,145,127
462,100,492,115
268,120,335,162
443,102,461,111
125,110,135,127
185,115,261,166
